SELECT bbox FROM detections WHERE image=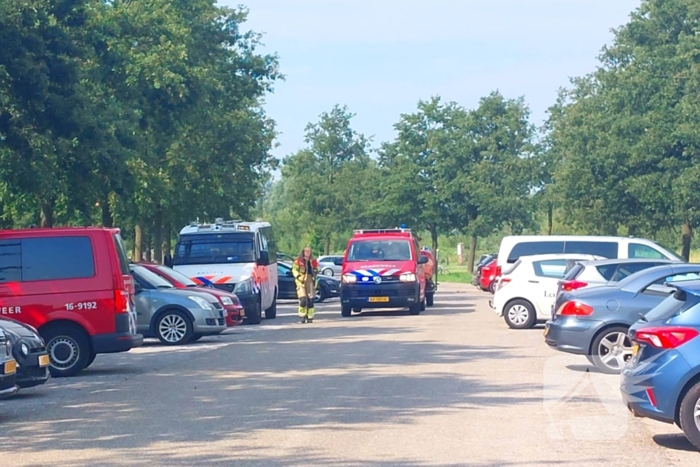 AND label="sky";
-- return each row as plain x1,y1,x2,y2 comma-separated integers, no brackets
221,0,642,160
